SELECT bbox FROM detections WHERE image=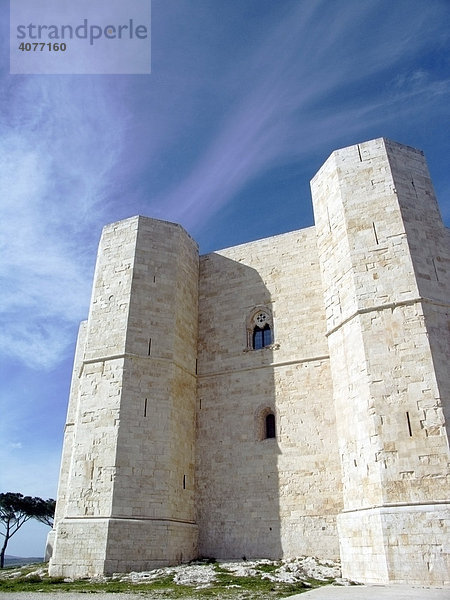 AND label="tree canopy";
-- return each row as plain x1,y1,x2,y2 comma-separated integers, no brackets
0,492,56,568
